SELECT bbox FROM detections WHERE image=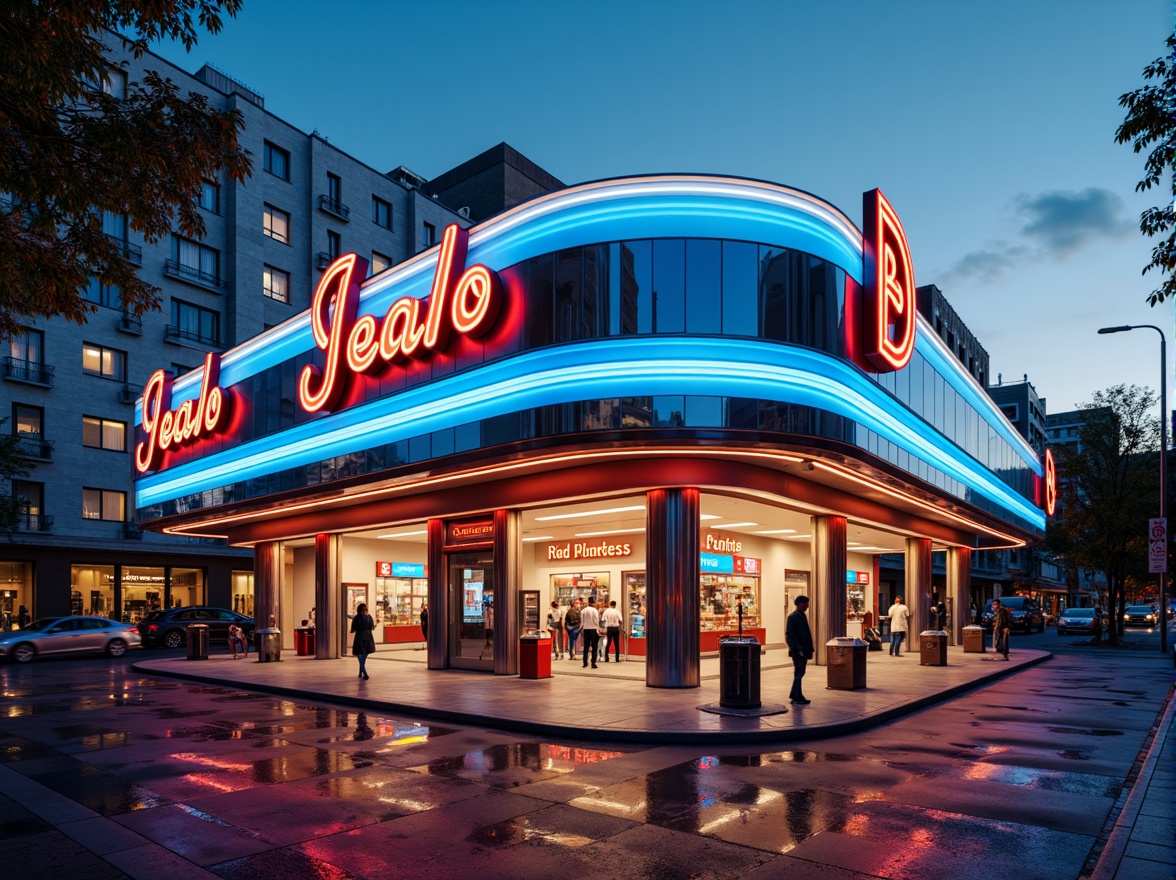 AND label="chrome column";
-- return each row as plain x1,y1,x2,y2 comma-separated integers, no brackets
946,547,971,645
811,514,847,663
493,508,521,675
314,533,342,659
254,541,281,639
905,537,933,638
646,487,700,688
426,518,446,670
